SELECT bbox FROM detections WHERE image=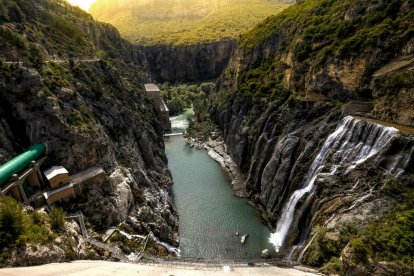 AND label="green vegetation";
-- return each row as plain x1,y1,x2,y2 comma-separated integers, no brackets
303,174,414,274
242,0,413,59
186,119,218,140
374,71,414,98
0,197,55,264
0,0,125,62
238,57,290,100
234,0,414,100
90,0,291,45
109,232,145,255
159,82,215,115
0,26,44,68
48,207,66,230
